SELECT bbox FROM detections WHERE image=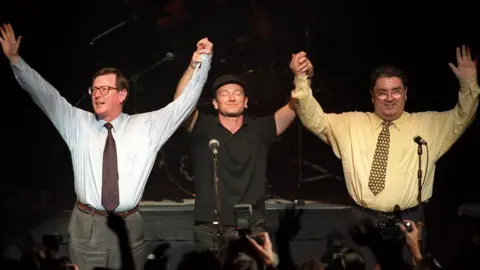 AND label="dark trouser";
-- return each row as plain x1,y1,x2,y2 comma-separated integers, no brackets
68,206,146,270
348,204,427,270
193,218,267,259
